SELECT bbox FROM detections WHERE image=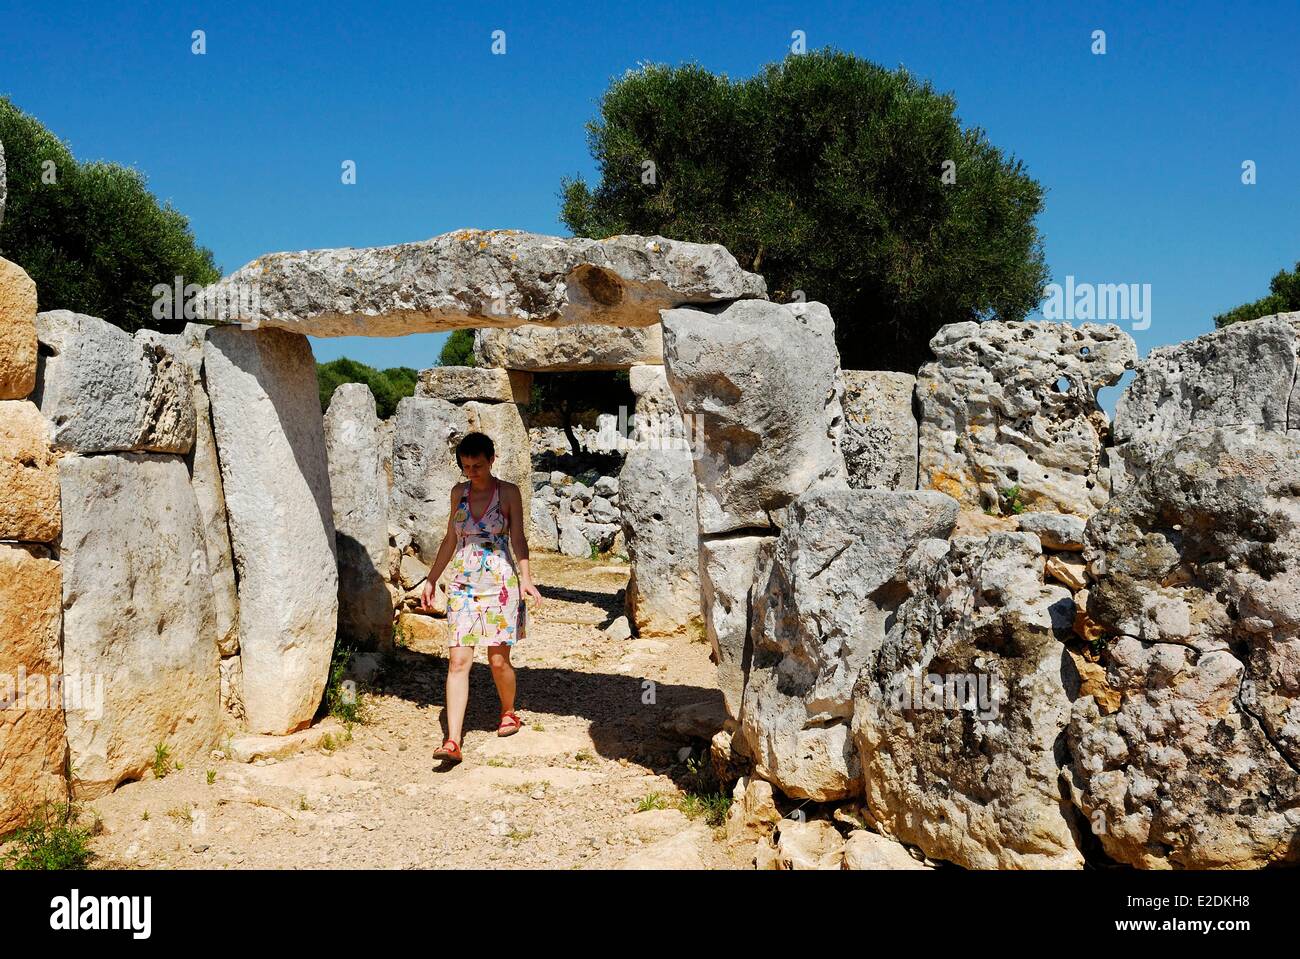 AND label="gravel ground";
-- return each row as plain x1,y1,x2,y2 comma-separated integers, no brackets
78,552,751,870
